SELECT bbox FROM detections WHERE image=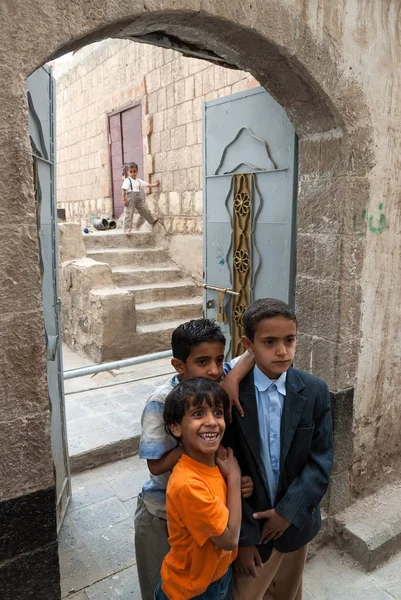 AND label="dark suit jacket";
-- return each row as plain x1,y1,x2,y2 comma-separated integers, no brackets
224,366,333,563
